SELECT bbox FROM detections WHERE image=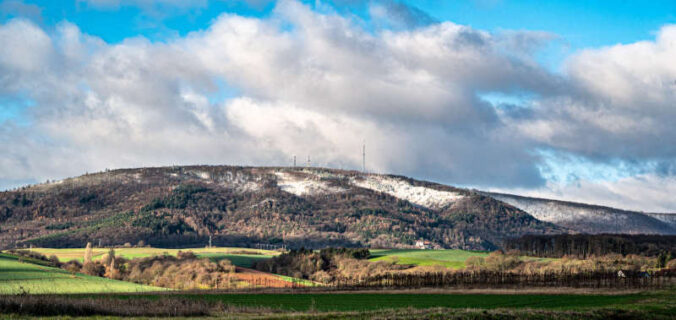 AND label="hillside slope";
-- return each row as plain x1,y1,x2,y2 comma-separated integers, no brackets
487,192,676,235
0,166,563,250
